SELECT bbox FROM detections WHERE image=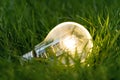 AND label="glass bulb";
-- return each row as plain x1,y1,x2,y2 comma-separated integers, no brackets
22,22,93,63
